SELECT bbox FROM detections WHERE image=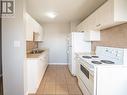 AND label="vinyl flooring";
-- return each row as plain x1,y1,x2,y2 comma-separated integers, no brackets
34,65,83,95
